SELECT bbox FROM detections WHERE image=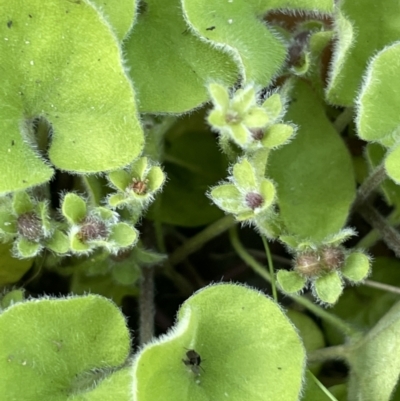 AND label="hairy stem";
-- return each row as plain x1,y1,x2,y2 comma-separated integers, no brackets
307,345,349,364
352,163,387,209
356,209,400,249
169,215,236,266
81,176,103,207
363,279,400,295
262,236,278,302
229,226,360,338
357,203,400,258
139,265,155,345
153,198,194,296
333,107,353,133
